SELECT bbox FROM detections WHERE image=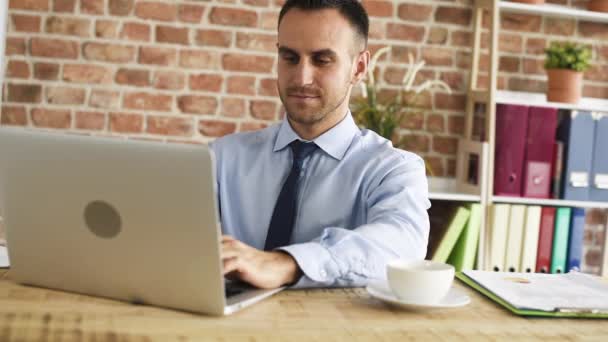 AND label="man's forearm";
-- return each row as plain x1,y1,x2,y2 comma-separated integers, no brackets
271,251,303,286
279,222,428,288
